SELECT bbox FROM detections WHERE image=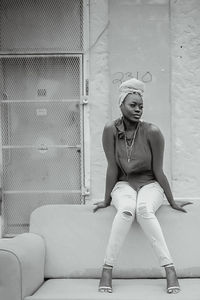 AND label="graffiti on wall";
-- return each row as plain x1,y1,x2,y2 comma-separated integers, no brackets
112,71,152,85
